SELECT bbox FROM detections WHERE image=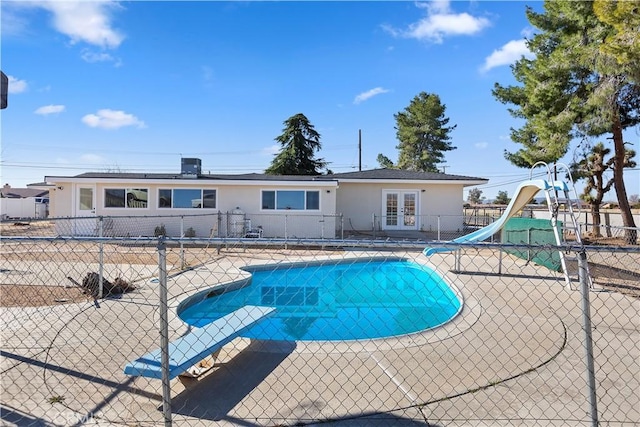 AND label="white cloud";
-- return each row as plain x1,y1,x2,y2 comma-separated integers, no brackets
385,1,491,44
81,49,121,65
34,104,65,115
520,27,536,39
8,76,28,94
354,87,390,104
475,142,489,149
36,0,125,49
481,39,534,72
82,109,146,130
